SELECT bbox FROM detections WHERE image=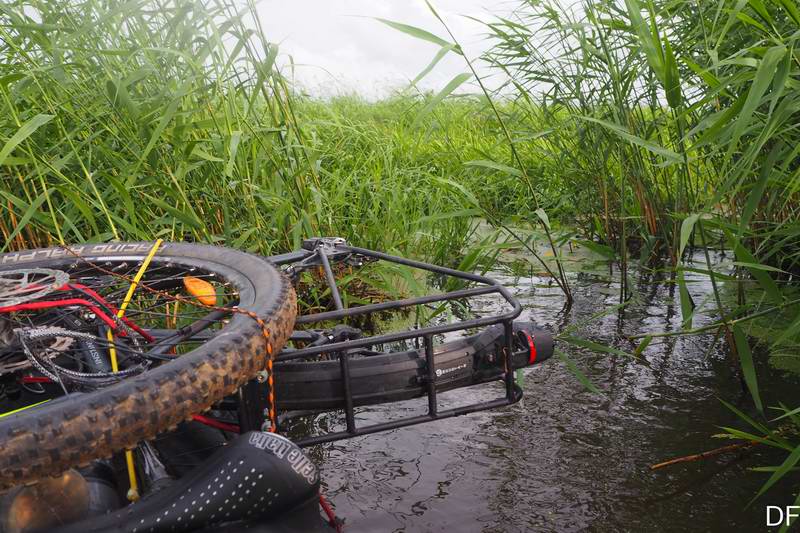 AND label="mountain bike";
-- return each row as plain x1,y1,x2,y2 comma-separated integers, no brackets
0,238,552,532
